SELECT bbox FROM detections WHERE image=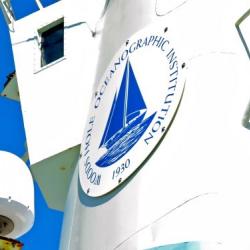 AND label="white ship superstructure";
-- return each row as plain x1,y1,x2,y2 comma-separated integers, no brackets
0,0,250,249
